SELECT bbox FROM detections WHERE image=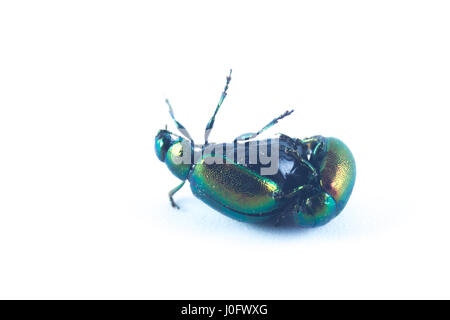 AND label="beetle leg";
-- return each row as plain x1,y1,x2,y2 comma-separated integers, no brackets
168,180,186,209
233,110,294,142
204,69,233,145
284,184,315,199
